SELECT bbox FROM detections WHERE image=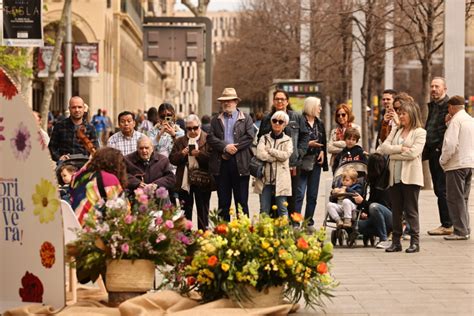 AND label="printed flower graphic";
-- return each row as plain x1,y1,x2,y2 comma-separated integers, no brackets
37,131,47,150
10,122,32,160
32,179,60,224
0,68,18,100
19,271,44,303
40,241,56,269
0,117,5,142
